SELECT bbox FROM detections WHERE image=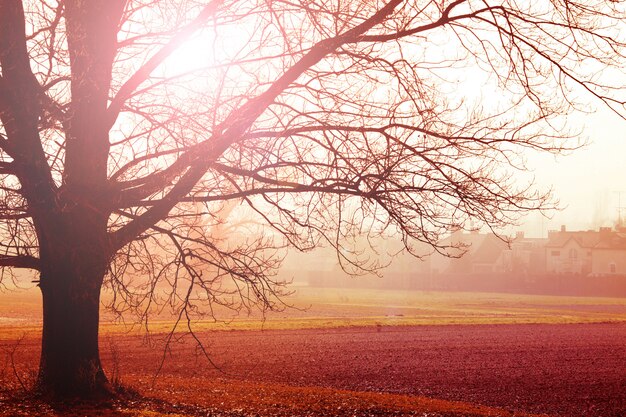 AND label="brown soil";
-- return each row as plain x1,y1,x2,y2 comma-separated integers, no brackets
1,323,625,416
